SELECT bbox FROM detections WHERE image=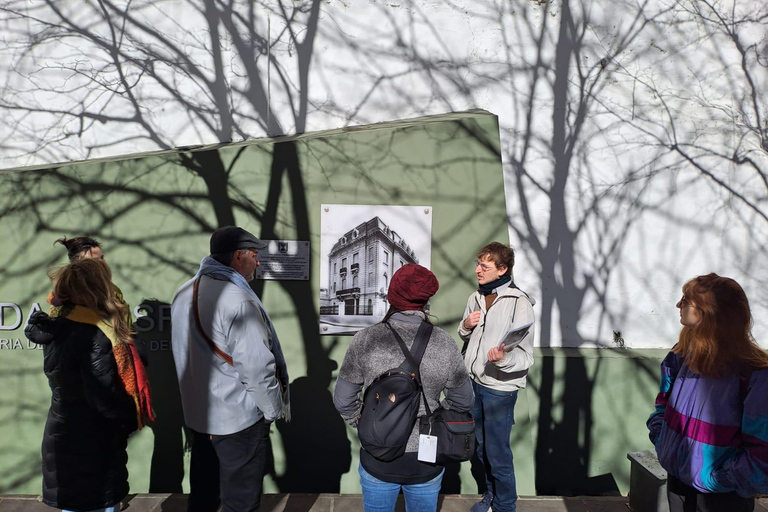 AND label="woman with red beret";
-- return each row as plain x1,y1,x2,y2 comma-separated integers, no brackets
334,264,473,512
